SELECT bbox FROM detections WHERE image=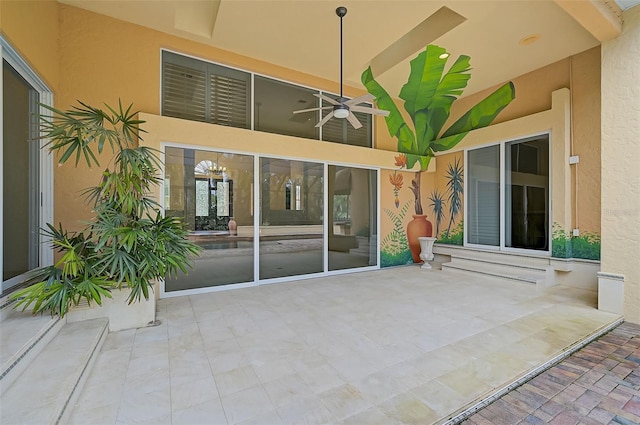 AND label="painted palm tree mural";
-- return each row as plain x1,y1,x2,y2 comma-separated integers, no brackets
365,44,515,264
